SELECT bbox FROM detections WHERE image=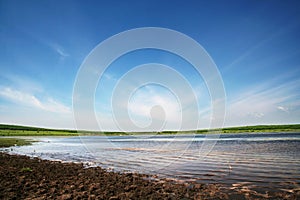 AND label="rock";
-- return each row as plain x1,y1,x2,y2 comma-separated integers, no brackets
125,184,137,191
109,196,119,200
194,184,203,189
0,152,292,200
59,194,72,200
